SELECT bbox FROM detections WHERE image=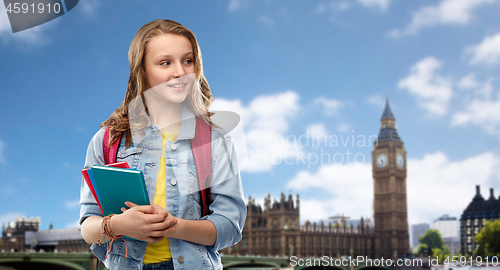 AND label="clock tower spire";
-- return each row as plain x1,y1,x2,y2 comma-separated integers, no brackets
372,98,409,259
